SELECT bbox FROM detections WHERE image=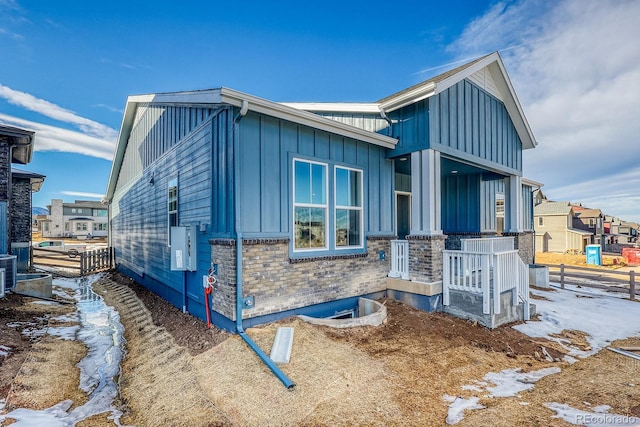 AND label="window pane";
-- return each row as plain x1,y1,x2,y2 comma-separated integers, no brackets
310,208,326,247
336,168,361,207
336,209,361,247
294,207,326,249
311,163,326,204
336,168,348,206
295,161,310,203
